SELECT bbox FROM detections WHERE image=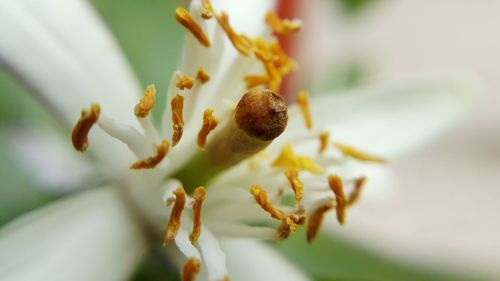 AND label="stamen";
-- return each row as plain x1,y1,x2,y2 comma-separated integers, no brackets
284,168,304,205
348,176,366,206
319,131,330,153
130,140,170,169
306,201,333,243
215,12,253,56
164,187,187,245
176,7,210,47
265,11,302,35
250,185,285,220
197,109,219,149
177,75,195,90
297,91,313,130
190,186,207,244
276,208,305,240
196,67,210,84
334,142,386,163
244,75,270,89
272,144,323,174
71,103,100,152
328,175,346,225
200,0,214,19
182,257,201,281
171,94,185,146
134,85,156,118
